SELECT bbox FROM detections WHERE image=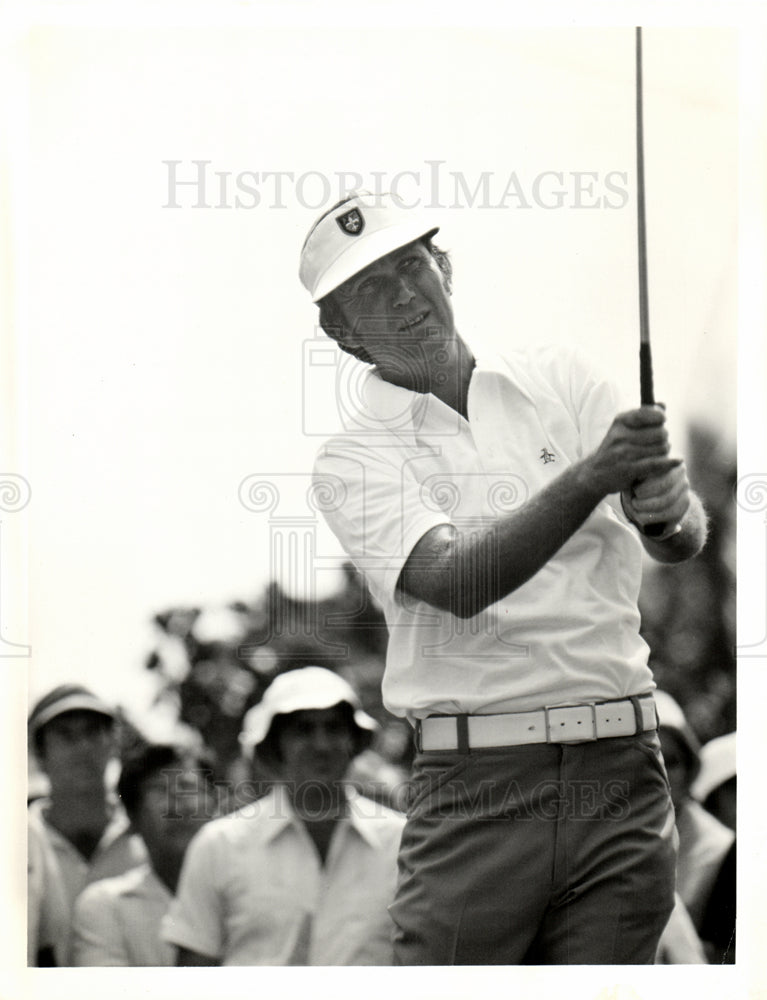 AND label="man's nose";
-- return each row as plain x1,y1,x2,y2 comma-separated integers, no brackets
392,276,415,308
173,790,204,820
